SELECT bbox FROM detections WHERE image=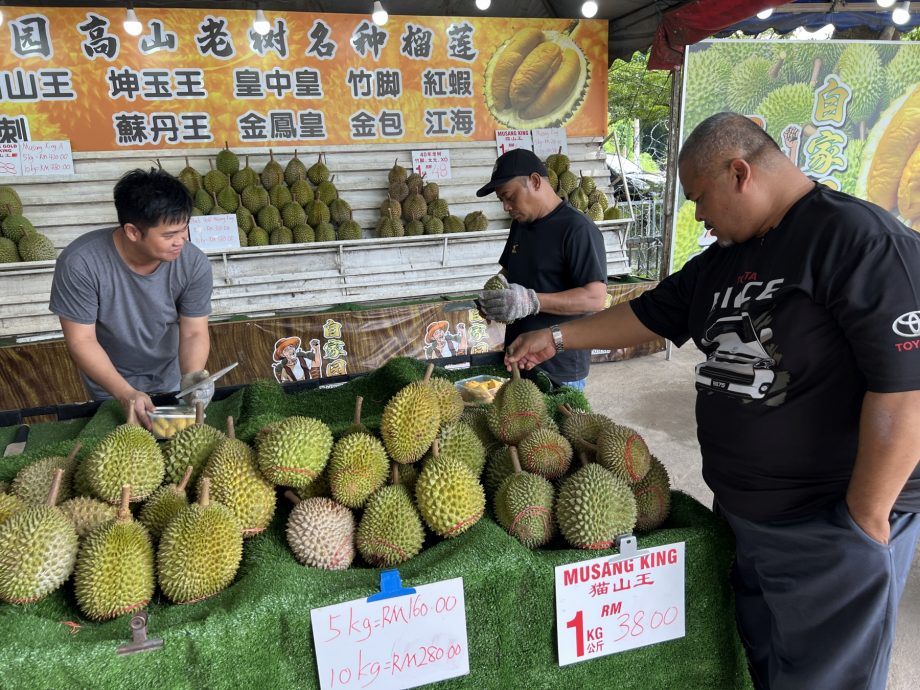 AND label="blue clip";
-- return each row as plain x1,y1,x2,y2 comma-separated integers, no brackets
367,569,416,602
